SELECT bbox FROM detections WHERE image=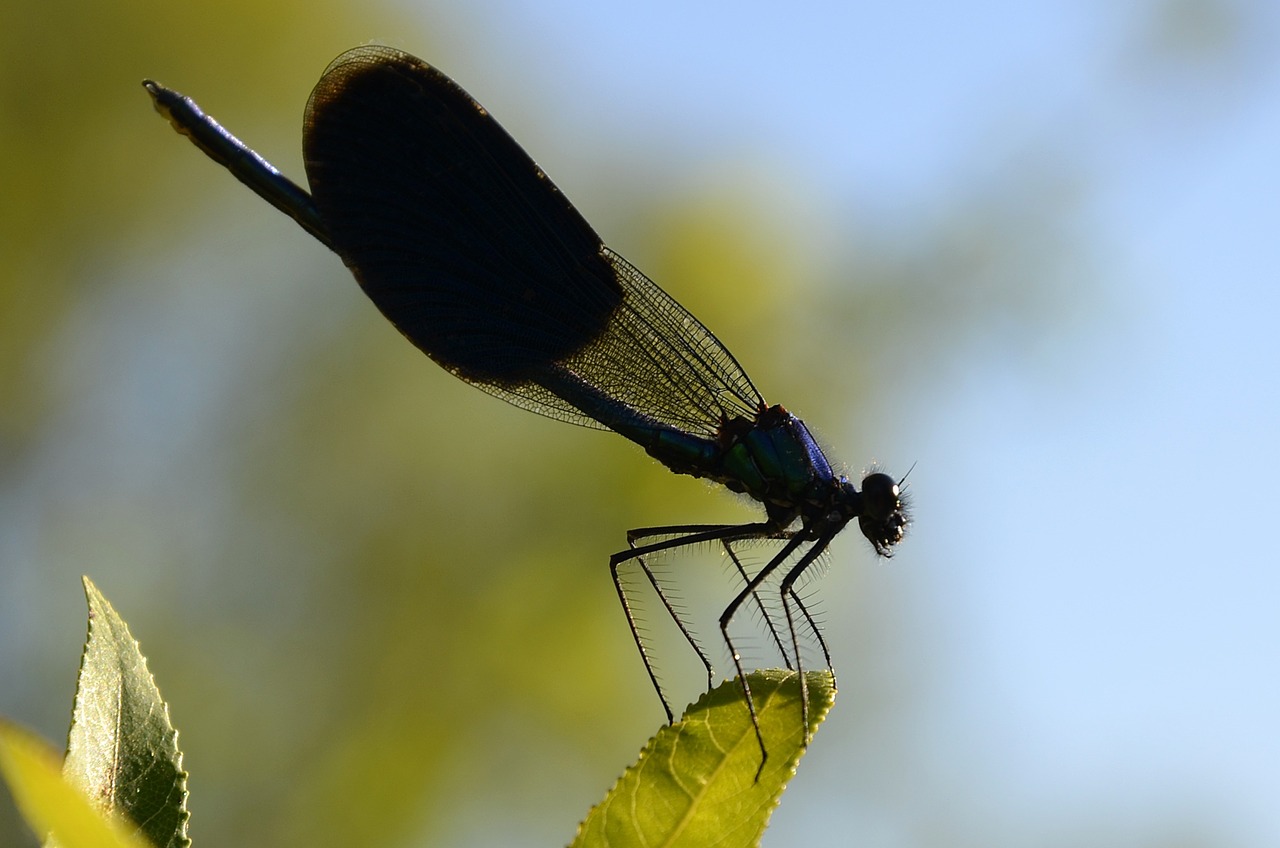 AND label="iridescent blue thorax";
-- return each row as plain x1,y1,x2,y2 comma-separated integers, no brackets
632,403,906,553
